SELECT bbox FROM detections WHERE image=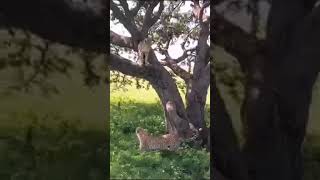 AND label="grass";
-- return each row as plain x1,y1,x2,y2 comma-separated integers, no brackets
303,134,320,180
110,85,210,179
111,78,210,105
0,53,107,179
0,110,107,180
